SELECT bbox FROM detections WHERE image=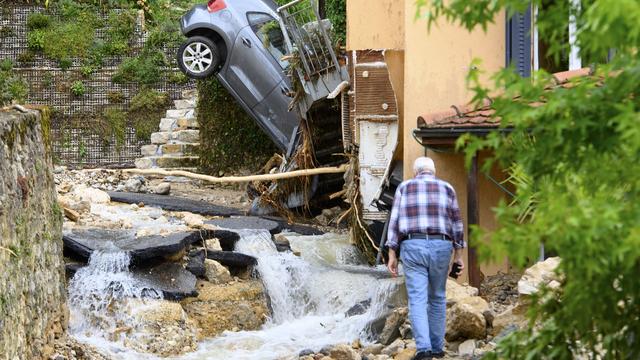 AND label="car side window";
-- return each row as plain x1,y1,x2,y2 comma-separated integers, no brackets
247,12,289,69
